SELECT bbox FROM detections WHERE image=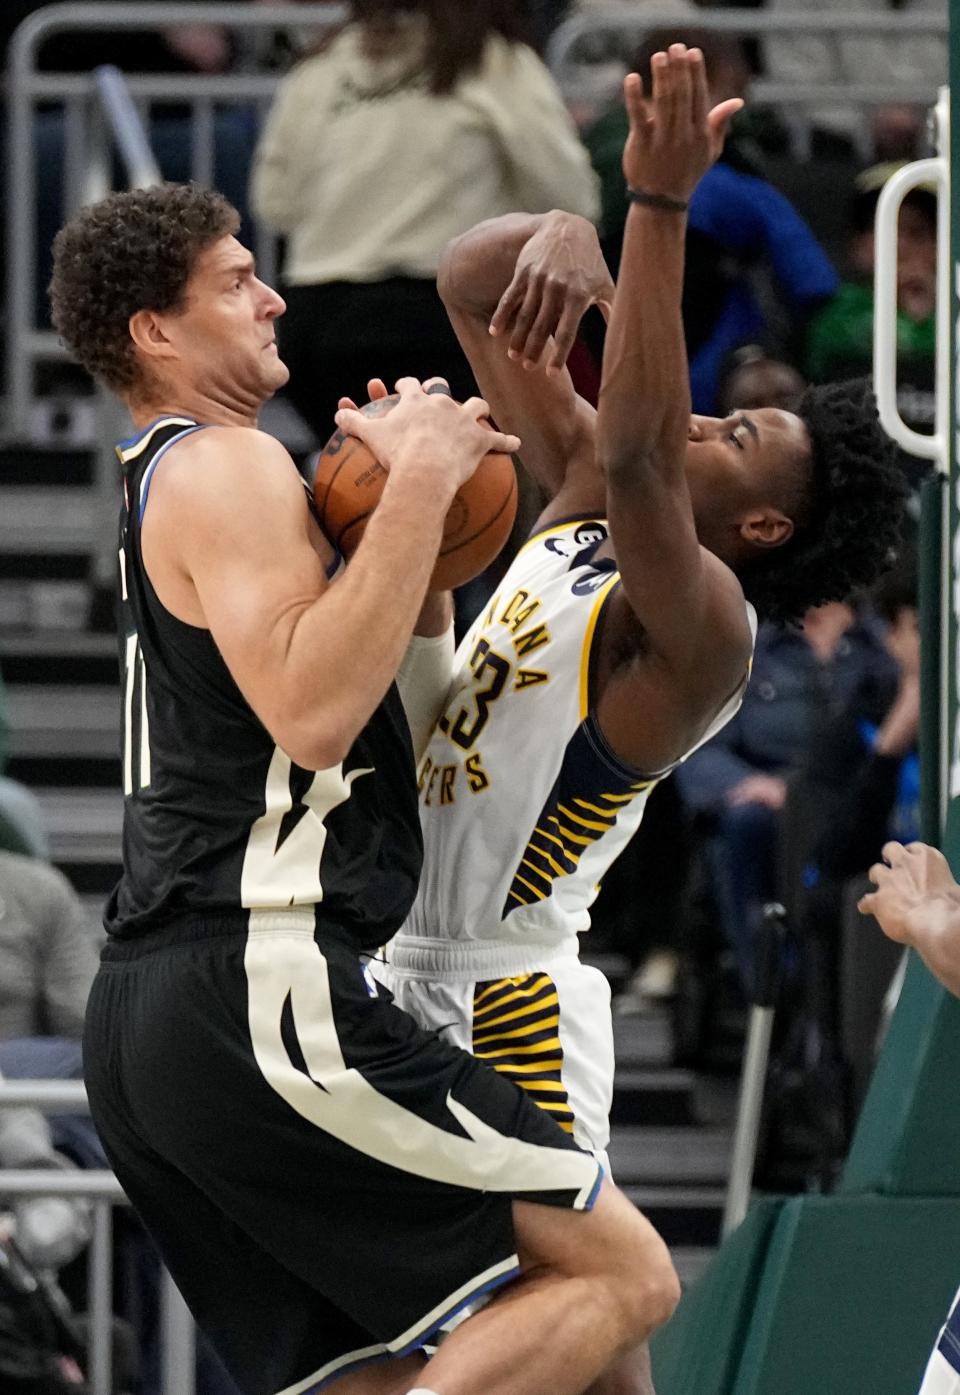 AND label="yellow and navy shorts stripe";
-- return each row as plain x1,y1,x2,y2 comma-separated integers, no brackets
472,972,574,1134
